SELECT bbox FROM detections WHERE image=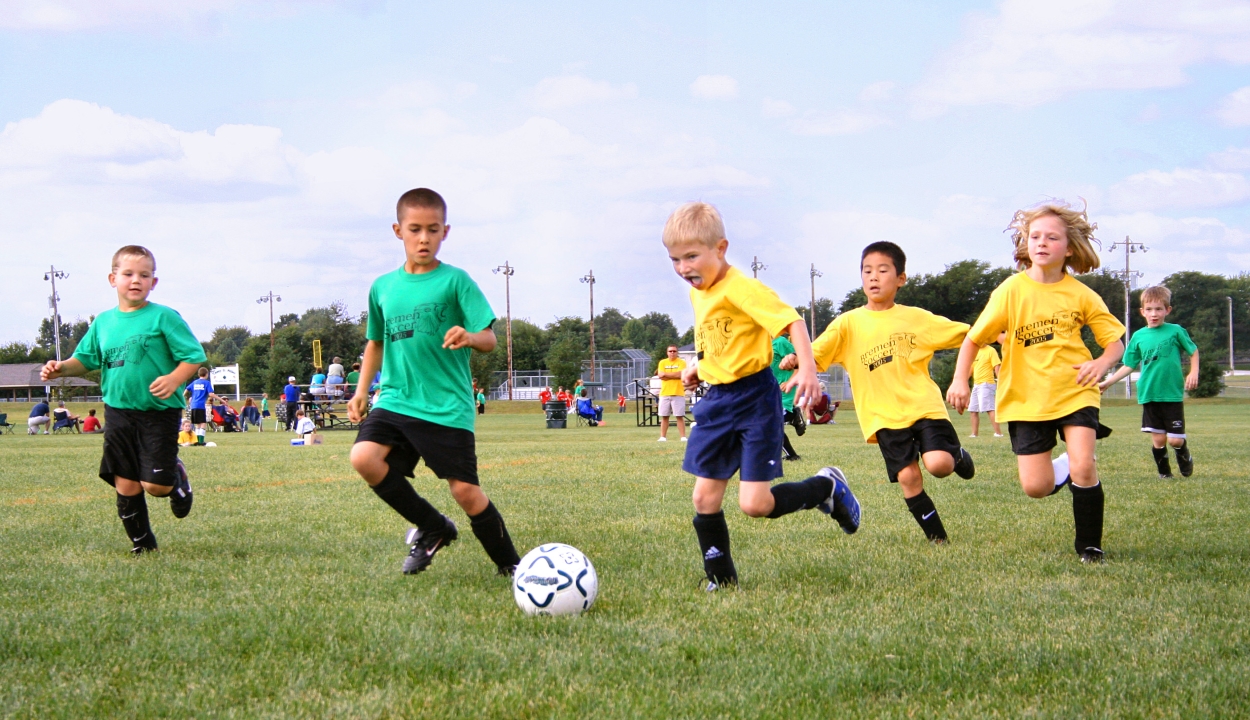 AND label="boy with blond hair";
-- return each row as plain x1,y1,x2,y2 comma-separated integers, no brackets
664,202,860,590
41,245,203,554
1099,285,1199,478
